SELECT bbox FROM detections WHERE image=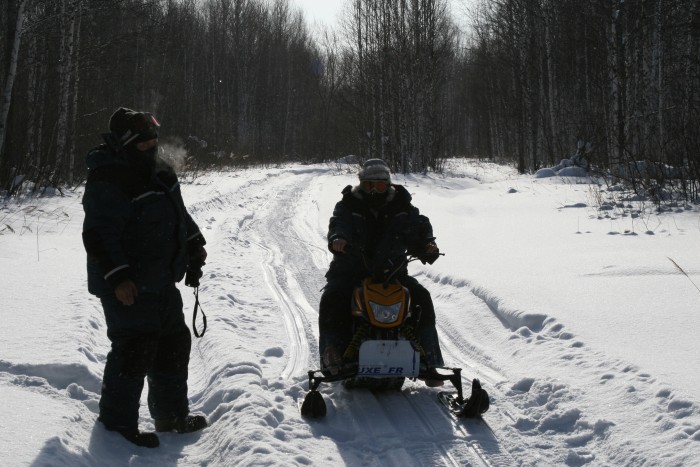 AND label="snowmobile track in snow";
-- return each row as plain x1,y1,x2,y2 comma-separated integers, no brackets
255,240,312,379
197,169,523,466
254,171,522,466
333,387,518,466
244,172,323,379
